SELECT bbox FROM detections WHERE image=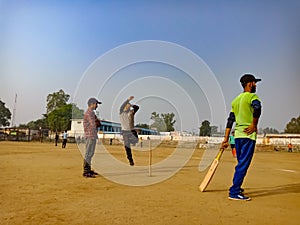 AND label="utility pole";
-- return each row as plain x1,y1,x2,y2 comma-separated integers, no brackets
11,94,17,127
